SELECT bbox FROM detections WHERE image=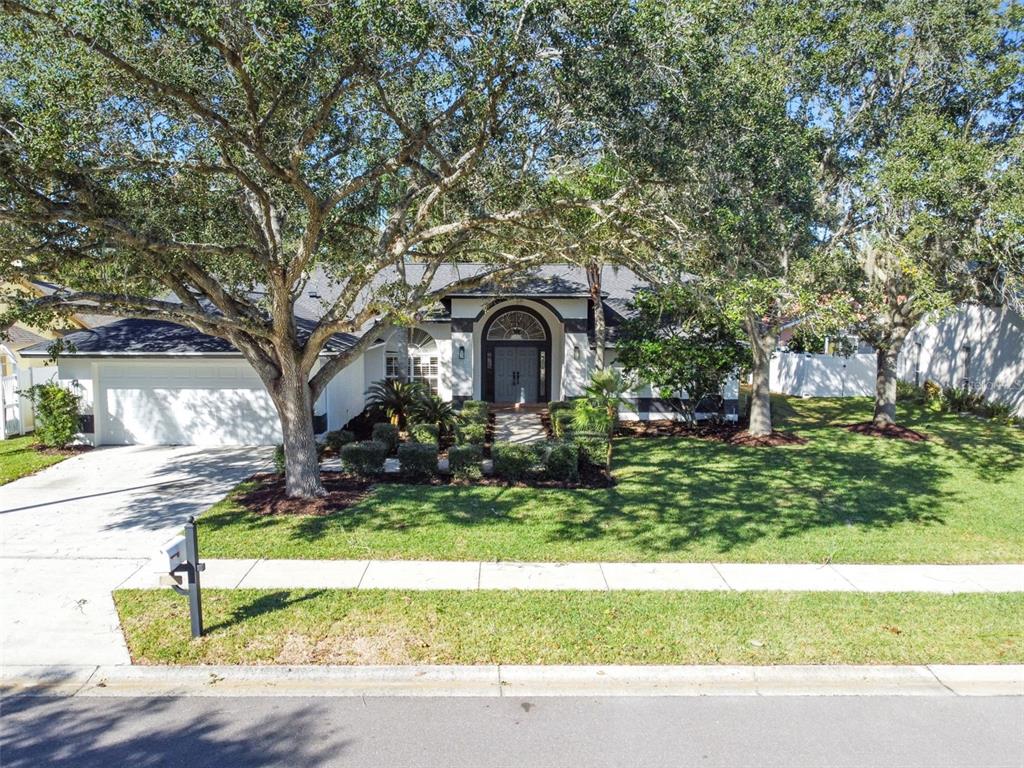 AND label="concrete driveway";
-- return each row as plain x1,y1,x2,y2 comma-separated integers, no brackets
0,446,269,666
